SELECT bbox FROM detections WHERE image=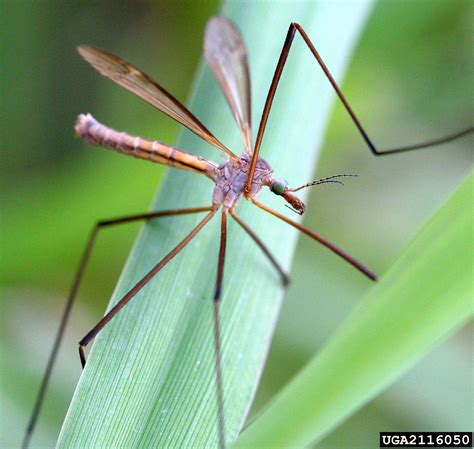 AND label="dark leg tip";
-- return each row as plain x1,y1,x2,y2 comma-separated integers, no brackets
79,346,86,369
